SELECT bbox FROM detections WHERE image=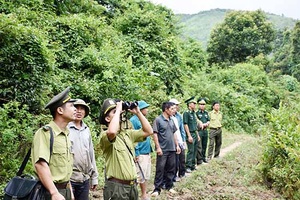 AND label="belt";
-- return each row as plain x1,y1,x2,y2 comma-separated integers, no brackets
54,182,69,189
210,127,221,130
108,177,136,185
